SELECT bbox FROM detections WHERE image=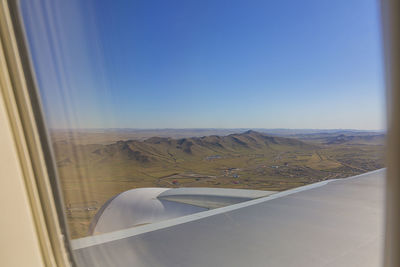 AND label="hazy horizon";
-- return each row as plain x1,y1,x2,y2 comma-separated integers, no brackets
50,127,385,131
